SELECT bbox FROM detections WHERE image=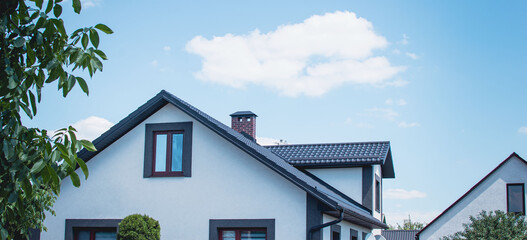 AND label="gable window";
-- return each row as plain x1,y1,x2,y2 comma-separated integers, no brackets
209,219,275,240
144,122,192,178
507,183,525,215
65,219,121,240
219,229,266,240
